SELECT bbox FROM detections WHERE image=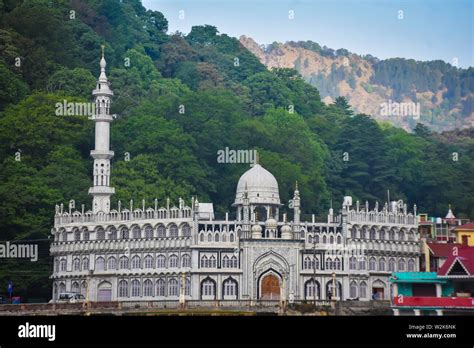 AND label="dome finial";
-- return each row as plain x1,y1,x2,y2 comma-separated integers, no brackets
101,44,105,59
